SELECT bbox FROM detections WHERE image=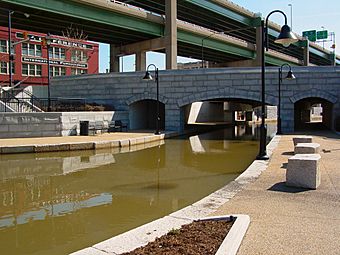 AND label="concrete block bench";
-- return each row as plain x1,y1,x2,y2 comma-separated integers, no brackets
286,154,321,189
293,136,313,146
294,143,320,154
